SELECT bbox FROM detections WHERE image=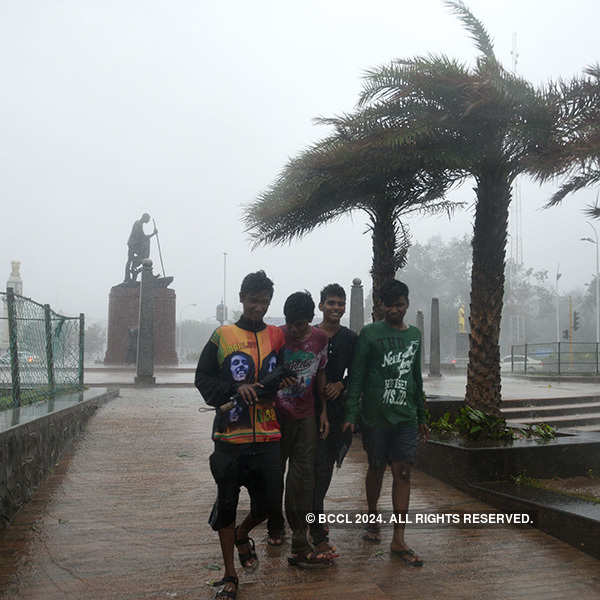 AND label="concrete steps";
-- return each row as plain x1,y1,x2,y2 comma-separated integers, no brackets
502,396,600,432
505,412,600,431
501,395,600,408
